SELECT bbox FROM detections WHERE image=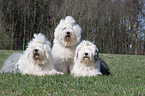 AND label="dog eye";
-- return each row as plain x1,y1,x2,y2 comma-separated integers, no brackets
62,27,66,30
